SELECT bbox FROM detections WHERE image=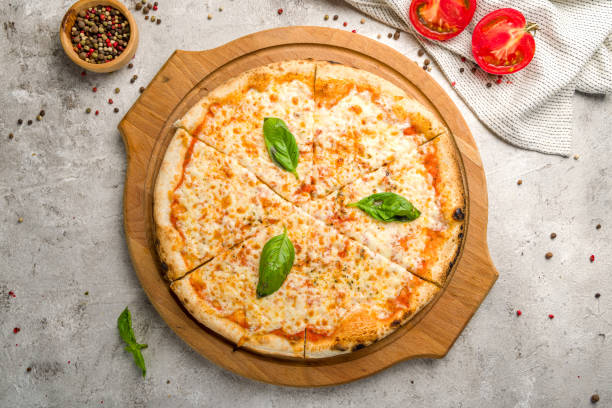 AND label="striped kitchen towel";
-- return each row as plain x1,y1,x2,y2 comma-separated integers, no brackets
345,0,612,156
